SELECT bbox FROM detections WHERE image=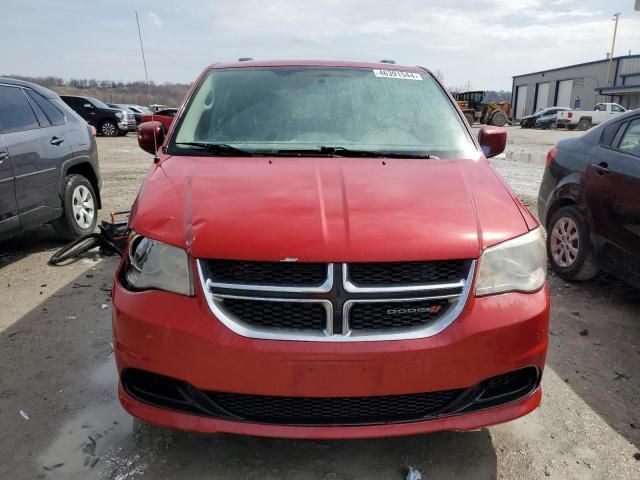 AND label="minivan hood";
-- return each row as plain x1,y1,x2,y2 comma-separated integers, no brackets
130,156,531,262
